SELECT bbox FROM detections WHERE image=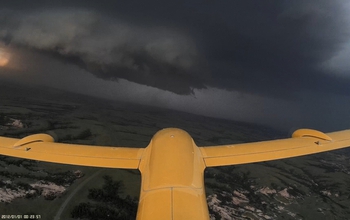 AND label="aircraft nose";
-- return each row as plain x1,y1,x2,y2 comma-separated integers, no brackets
152,128,194,147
